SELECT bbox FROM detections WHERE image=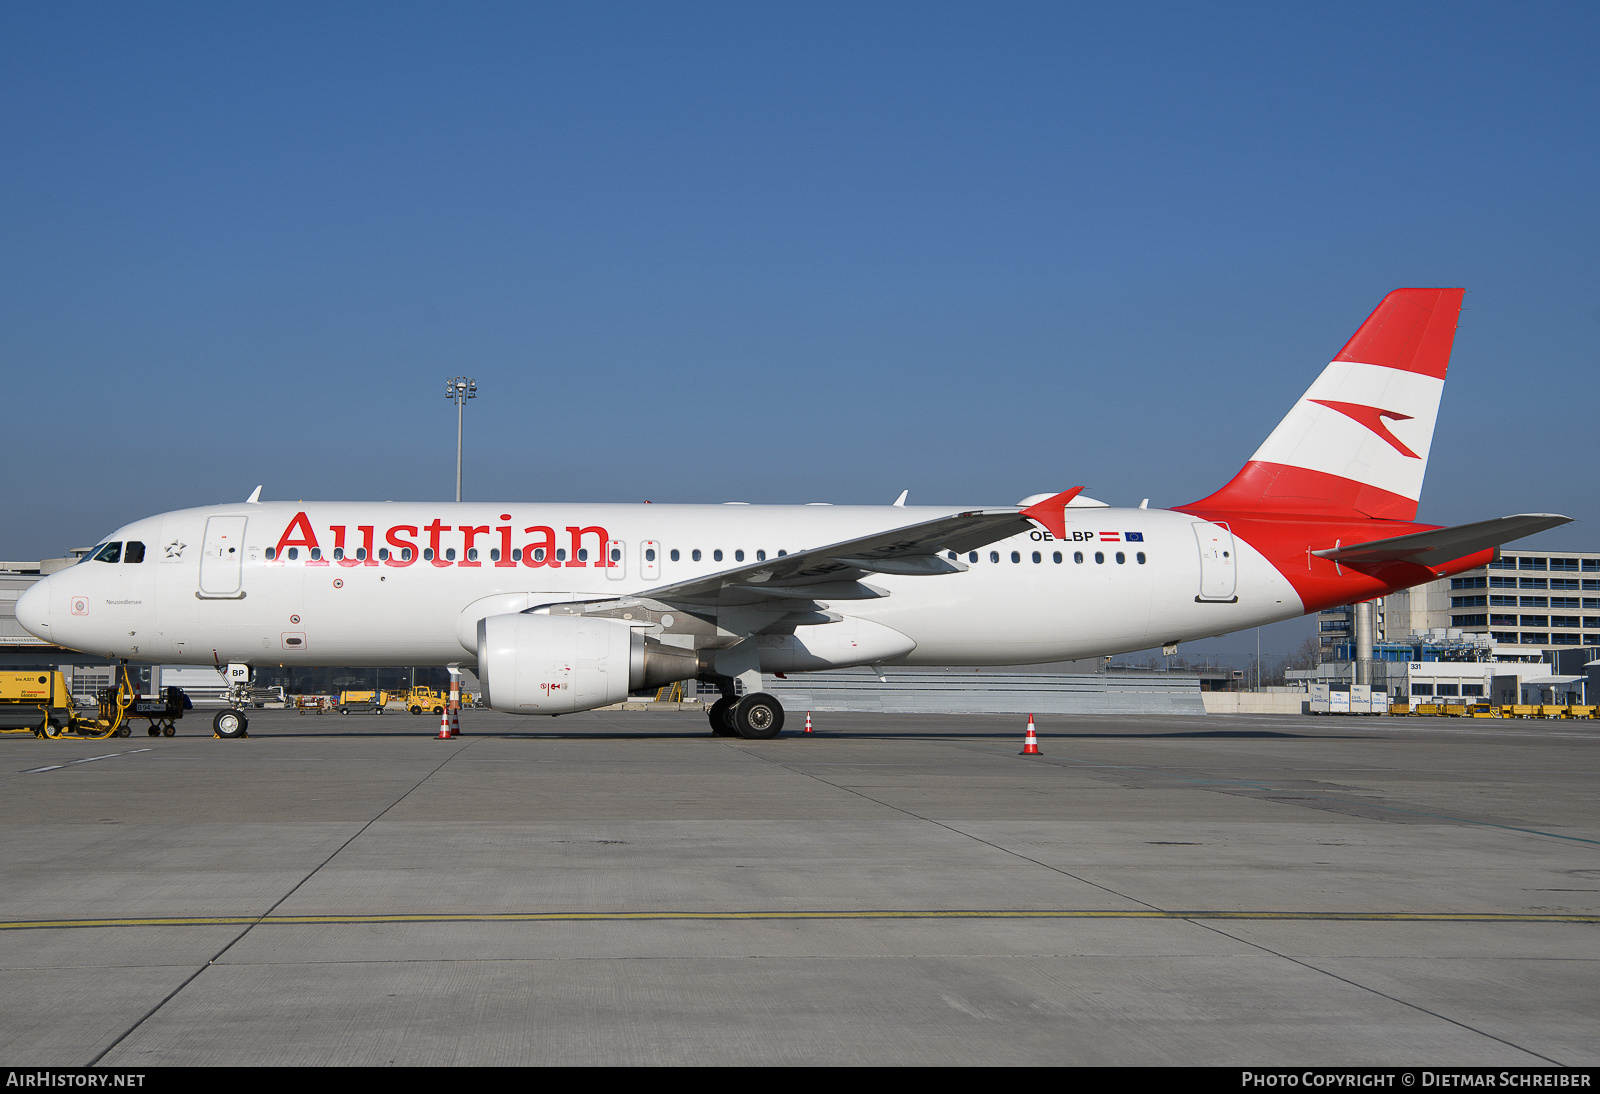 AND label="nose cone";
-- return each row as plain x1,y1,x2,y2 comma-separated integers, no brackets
15,578,50,641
